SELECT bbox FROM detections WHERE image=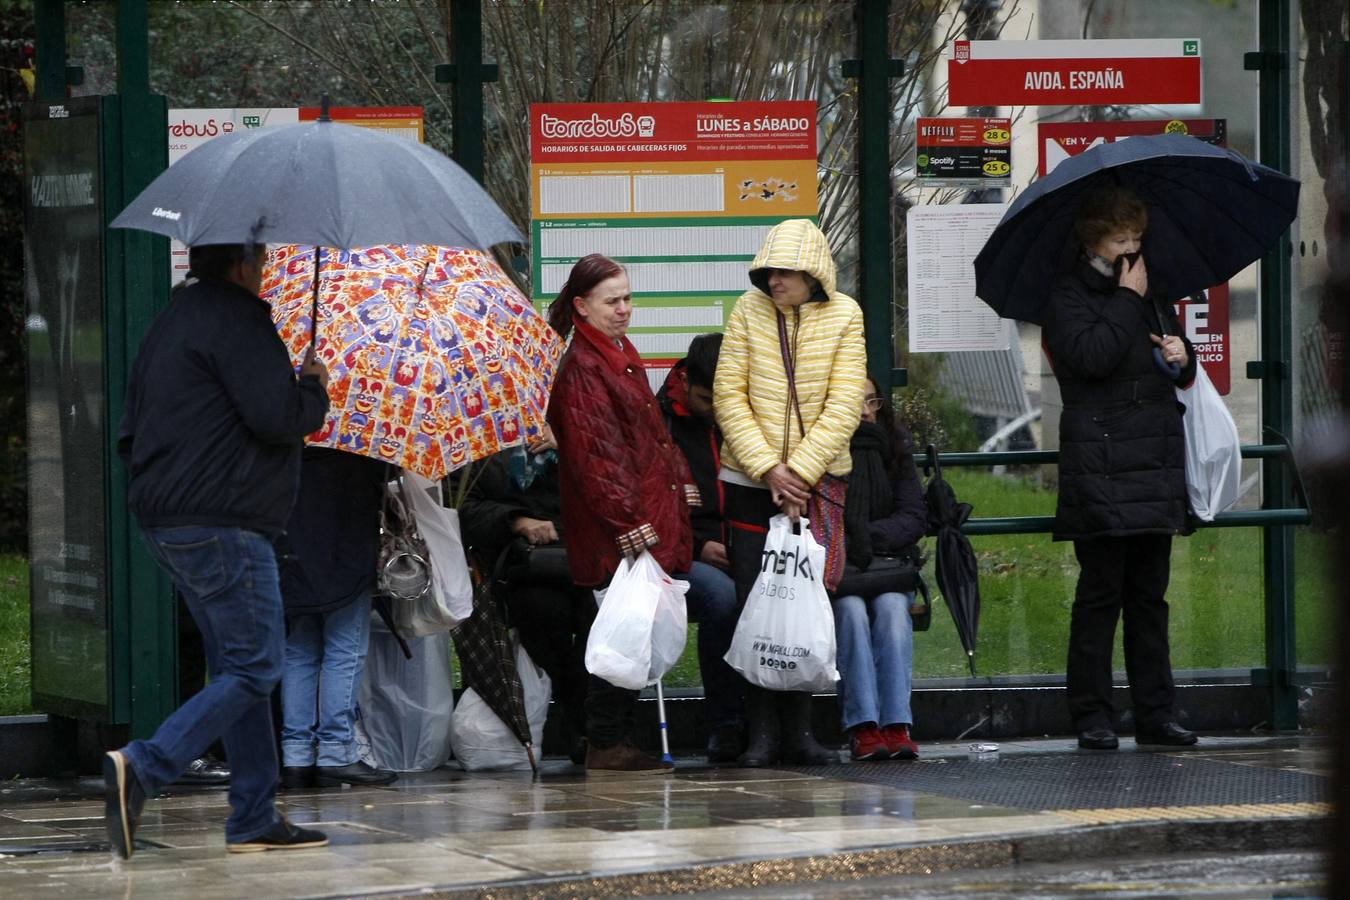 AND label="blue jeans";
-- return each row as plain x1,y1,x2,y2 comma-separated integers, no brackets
124,526,284,843
834,591,915,731
681,562,745,730
281,592,373,767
